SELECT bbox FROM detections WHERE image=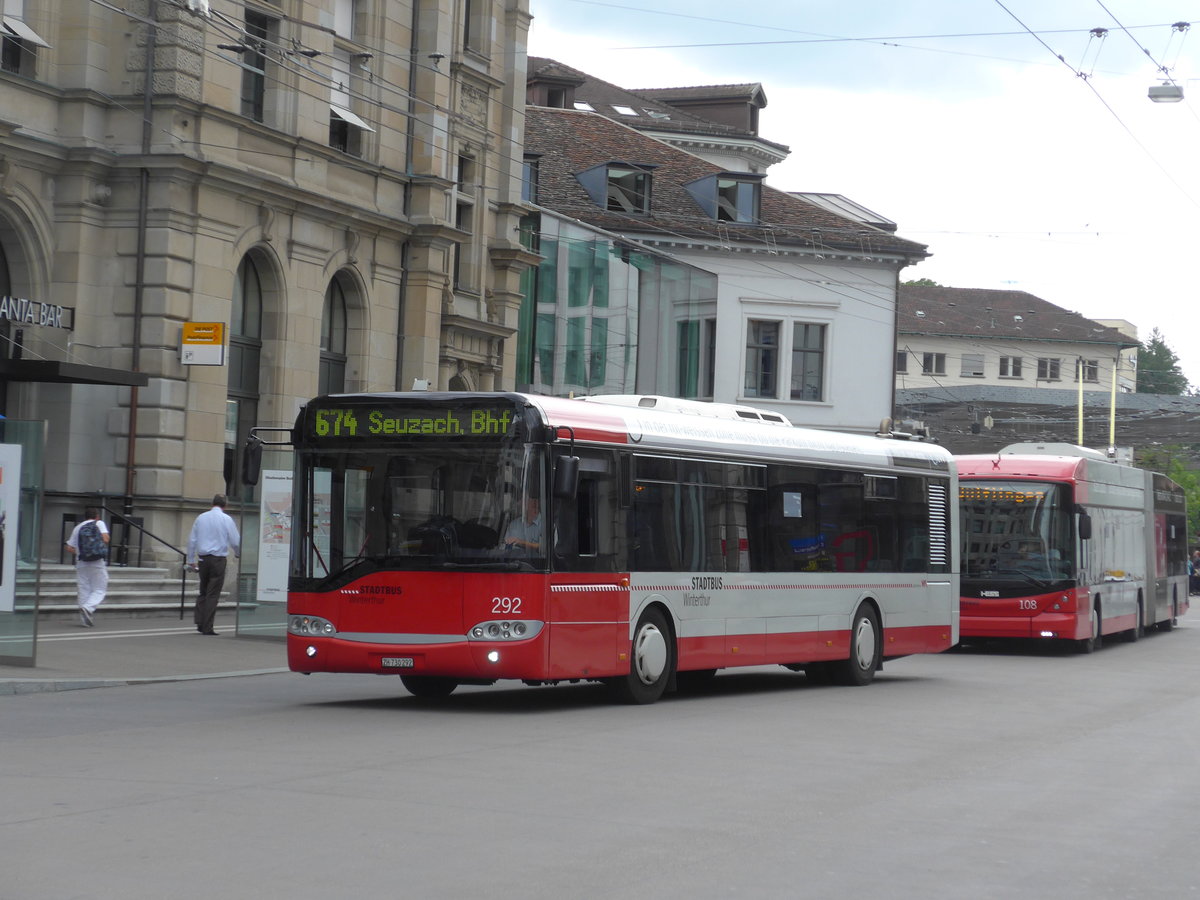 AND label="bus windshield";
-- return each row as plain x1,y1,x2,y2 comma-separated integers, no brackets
293,441,548,584
960,480,1074,588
